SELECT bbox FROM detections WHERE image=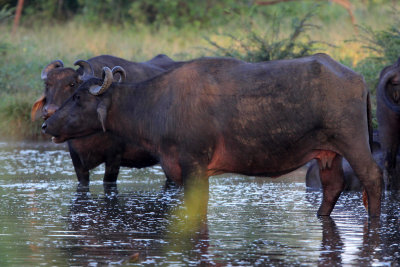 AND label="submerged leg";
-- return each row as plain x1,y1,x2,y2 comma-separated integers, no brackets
316,152,345,216
339,135,383,217
69,148,90,186
384,146,399,190
104,155,121,184
182,163,210,218
347,156,382,217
